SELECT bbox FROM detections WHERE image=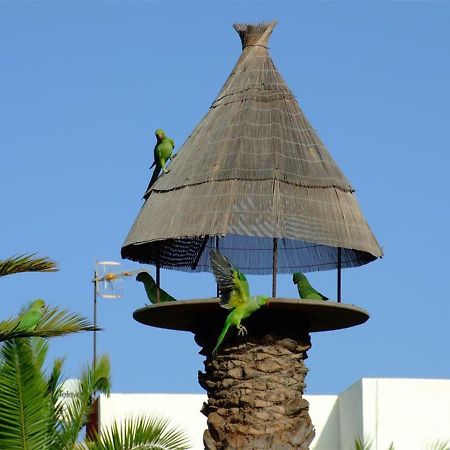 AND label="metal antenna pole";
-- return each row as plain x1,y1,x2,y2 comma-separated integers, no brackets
93,270,97,368
337,247,342,303
272,238,278,298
